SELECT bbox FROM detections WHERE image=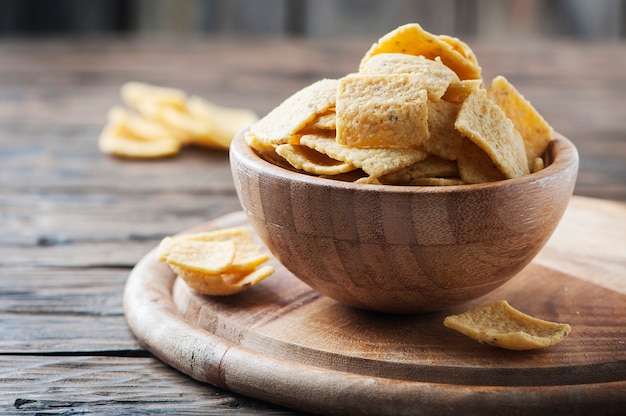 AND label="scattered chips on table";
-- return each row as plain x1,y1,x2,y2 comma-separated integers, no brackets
98,120,181,159
245,23,554,186
443,300,571,350
157,227,275,296
99,82,258,158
